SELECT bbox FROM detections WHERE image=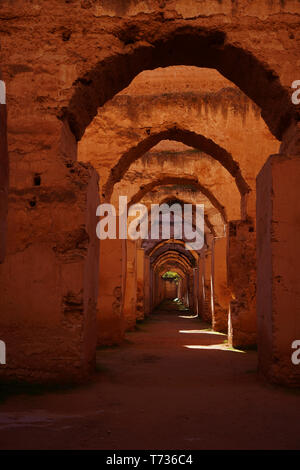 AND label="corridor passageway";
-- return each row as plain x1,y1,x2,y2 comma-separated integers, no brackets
0,306,300,450
1,0,300,451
